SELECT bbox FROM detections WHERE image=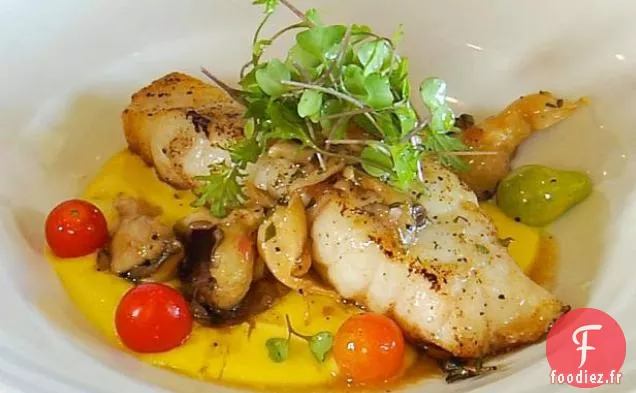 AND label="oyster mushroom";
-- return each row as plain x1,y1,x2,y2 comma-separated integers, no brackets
177,208,264,318
257,194,337,298
97,195,184,282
